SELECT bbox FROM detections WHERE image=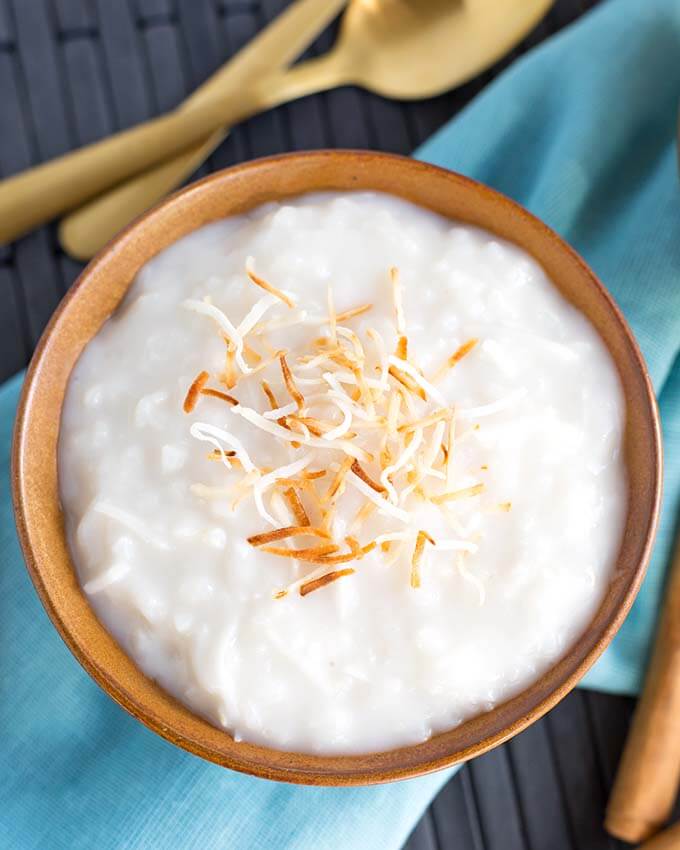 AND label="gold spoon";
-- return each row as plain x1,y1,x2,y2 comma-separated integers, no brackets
62,0,554,260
